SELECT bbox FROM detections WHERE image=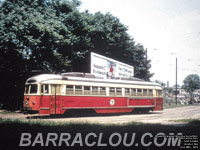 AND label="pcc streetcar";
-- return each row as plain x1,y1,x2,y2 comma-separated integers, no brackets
24,72,163,115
